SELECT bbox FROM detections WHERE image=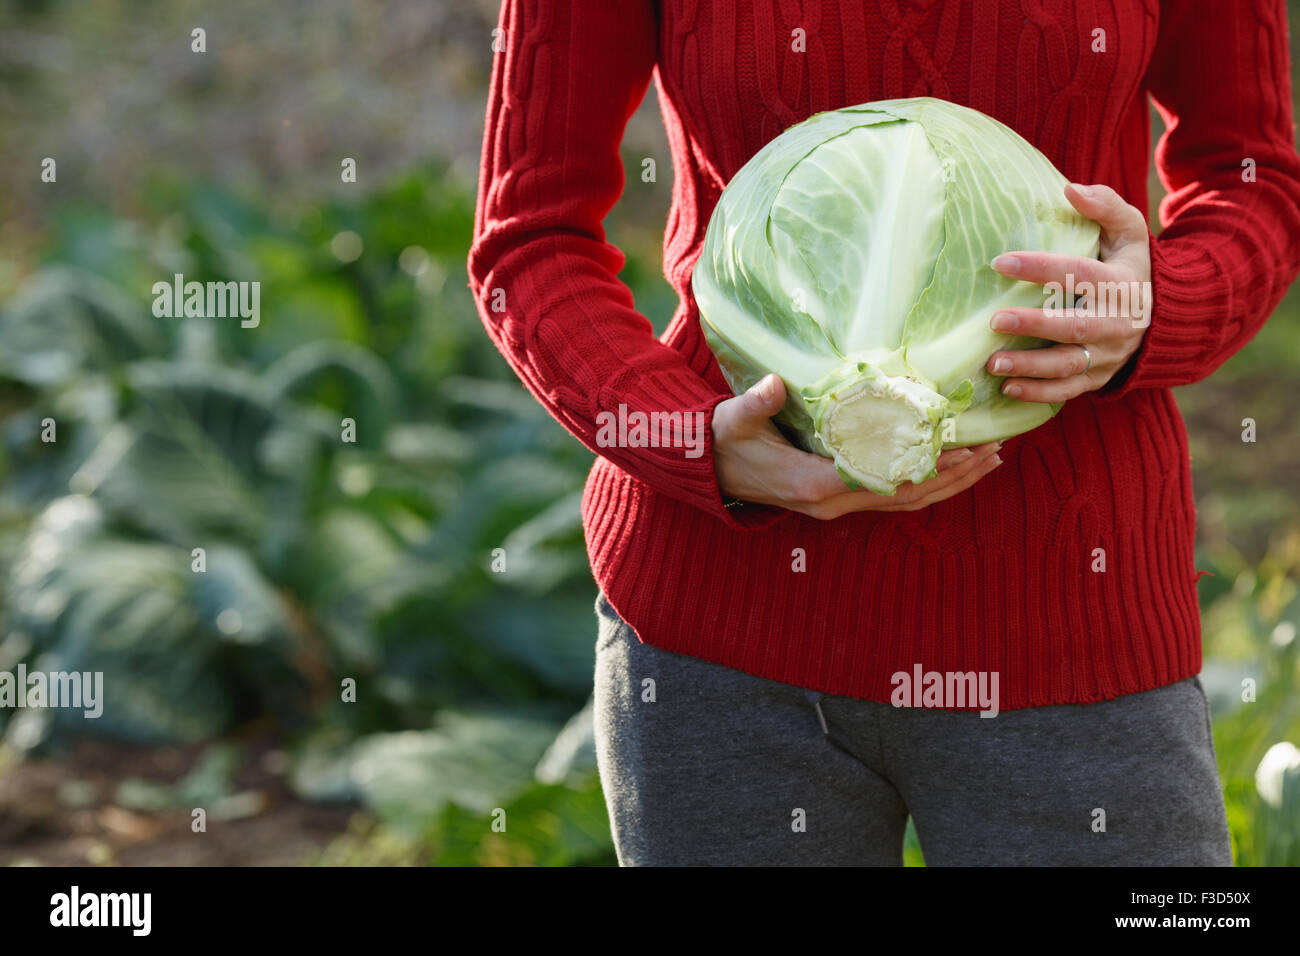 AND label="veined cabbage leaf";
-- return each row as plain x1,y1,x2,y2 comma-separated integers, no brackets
693,97,1101,494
